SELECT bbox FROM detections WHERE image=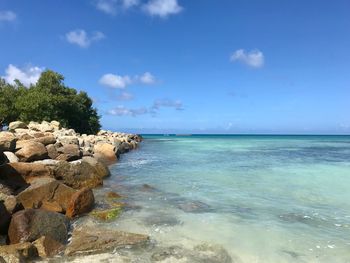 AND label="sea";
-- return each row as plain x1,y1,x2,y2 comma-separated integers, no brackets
68,135,350,263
